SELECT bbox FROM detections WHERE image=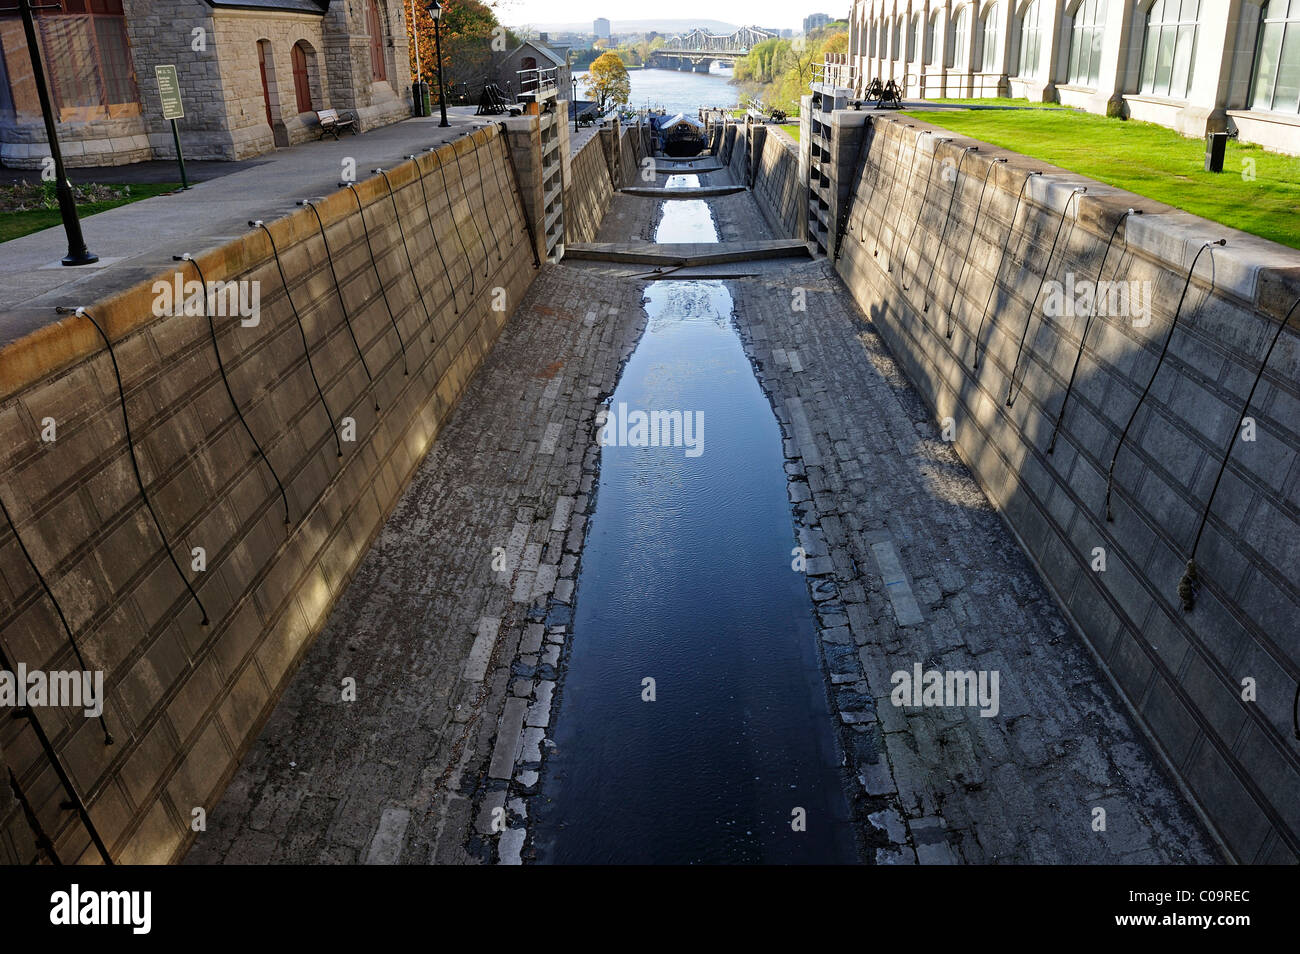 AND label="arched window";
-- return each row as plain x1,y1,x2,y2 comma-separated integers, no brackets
949,5,971,69
982,4,1003,71
869,20,877,57
892,16,904,59
1017,0,1043,76
365,0,386,81
1067,0,1107,86
925,10,941,65
291,41,313,113
521,55,538,70
1140,0,1200,98
910,13,921,60
1250,0,1300,113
